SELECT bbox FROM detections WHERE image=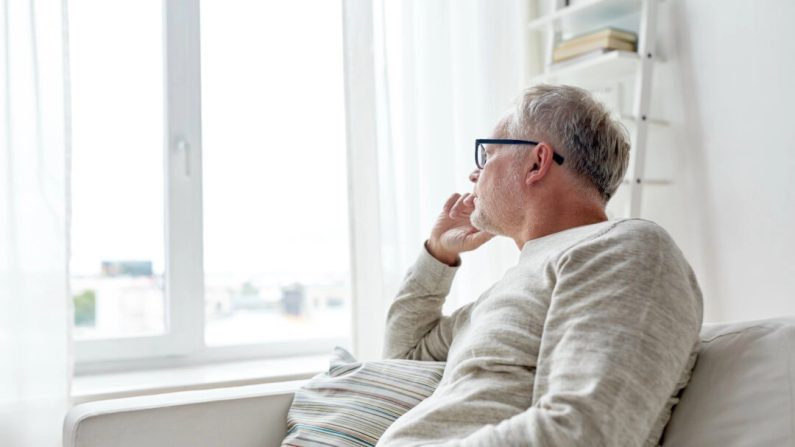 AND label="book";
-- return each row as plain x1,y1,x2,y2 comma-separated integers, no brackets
549,48,620,68
553,34,636,63
557,27,637,50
